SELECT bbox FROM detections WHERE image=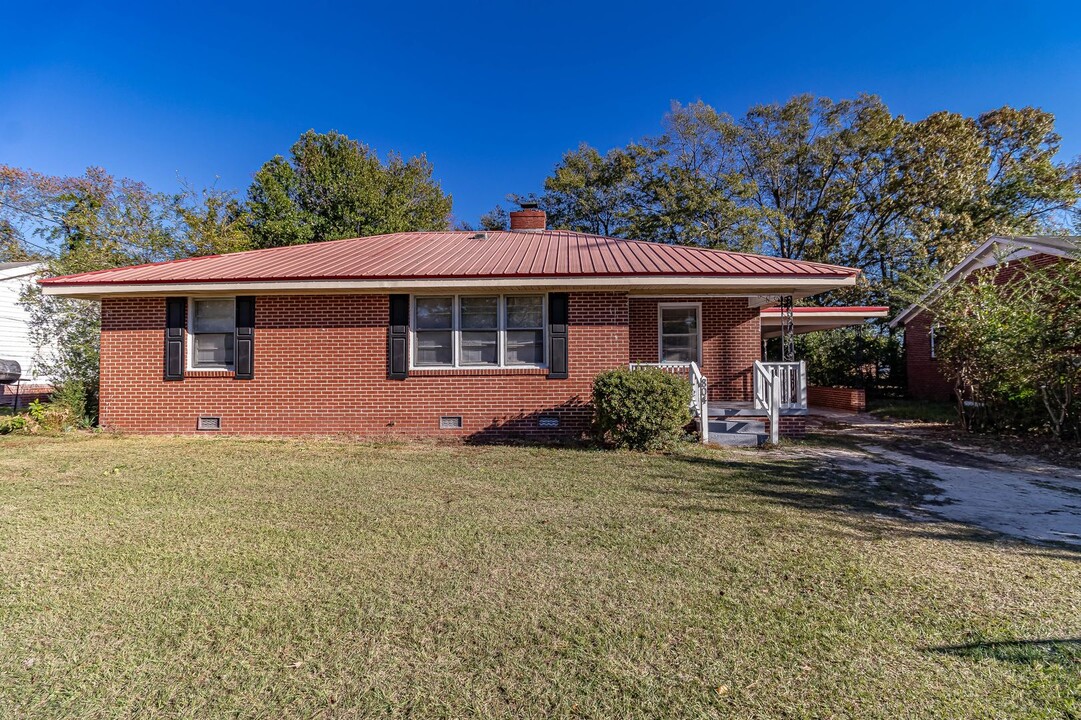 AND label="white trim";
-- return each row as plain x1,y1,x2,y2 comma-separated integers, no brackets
0,263,44,282
41,274,857,299
891,235,1080,327
409,293,547,371
657,302,702,365
186,296,237,371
